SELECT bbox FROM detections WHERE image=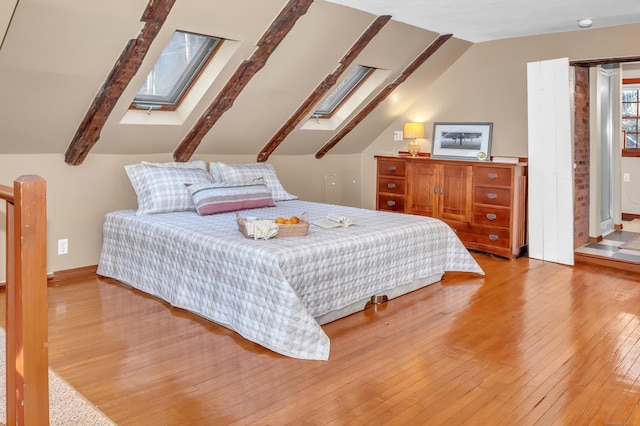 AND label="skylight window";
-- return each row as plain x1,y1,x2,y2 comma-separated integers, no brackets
133,30,221,110
314,65,373,118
